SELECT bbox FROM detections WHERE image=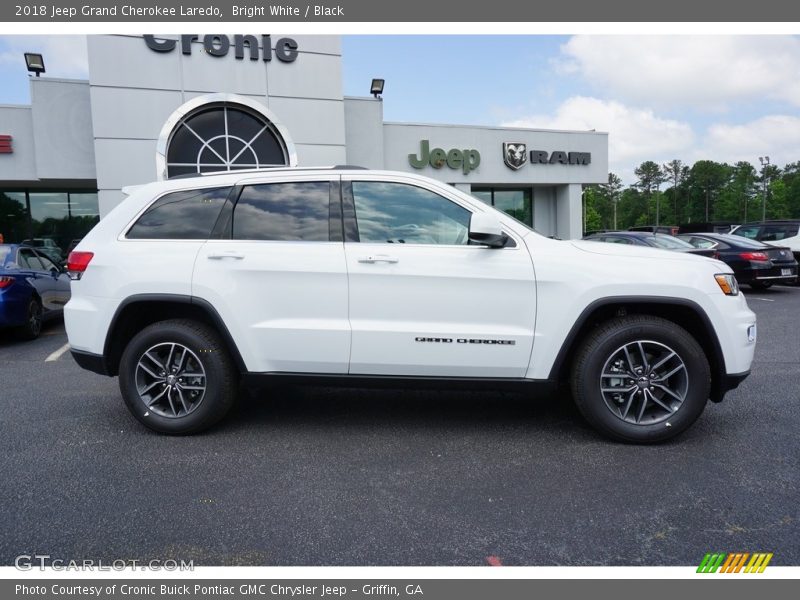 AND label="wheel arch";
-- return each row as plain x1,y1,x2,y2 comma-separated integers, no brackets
103,294,246,377
548,296,728,402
